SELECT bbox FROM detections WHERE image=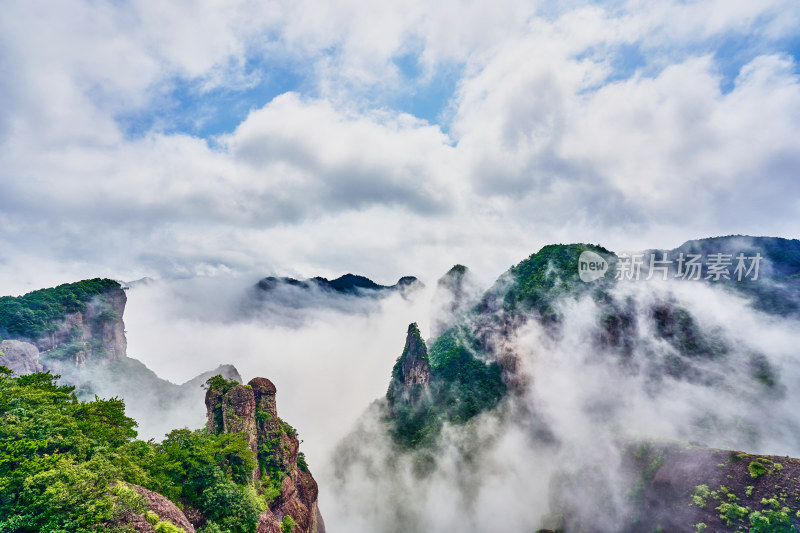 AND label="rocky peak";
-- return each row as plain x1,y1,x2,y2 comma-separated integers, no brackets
36,284,128,363
204,376,324,533
223,384,258,455
386,323,431,412
399,323,430,387
0,279,128,372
